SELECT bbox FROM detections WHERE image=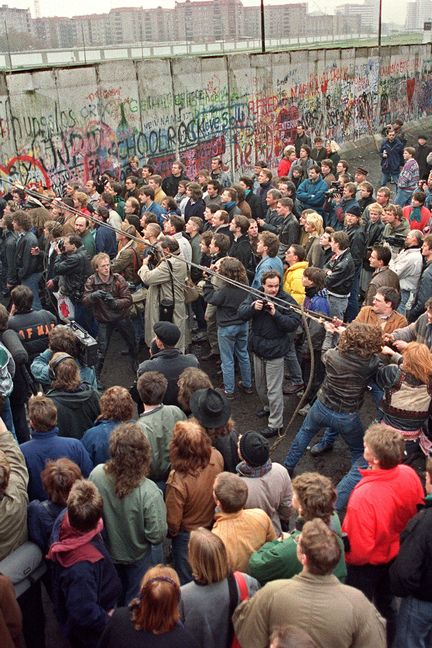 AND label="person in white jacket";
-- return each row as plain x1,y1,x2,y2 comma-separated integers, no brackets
389,229,423,314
